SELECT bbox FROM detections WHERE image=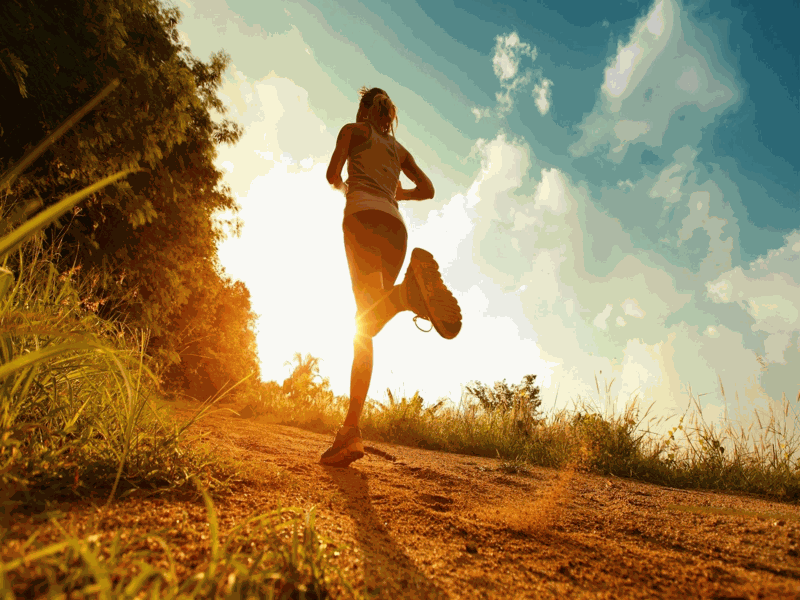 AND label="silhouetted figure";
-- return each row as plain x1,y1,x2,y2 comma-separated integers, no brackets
322,87,461,466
